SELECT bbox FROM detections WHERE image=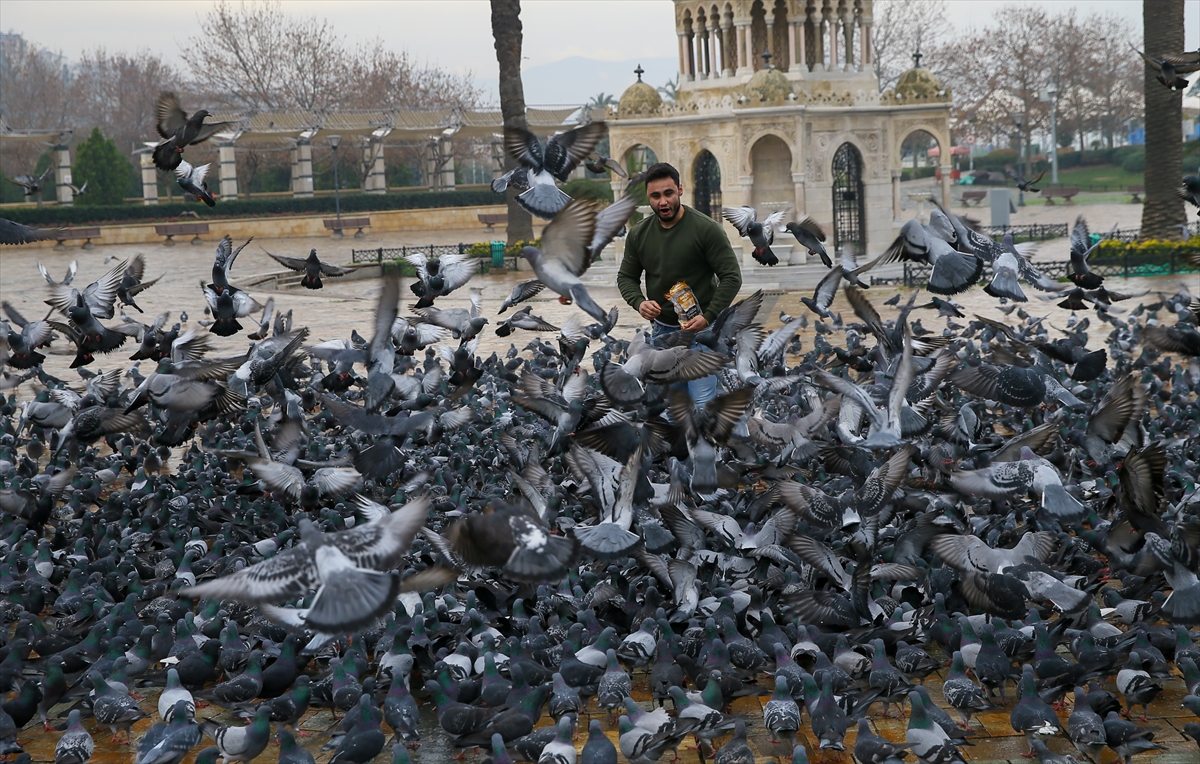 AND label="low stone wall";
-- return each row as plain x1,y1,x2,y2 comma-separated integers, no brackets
19,204,520,249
